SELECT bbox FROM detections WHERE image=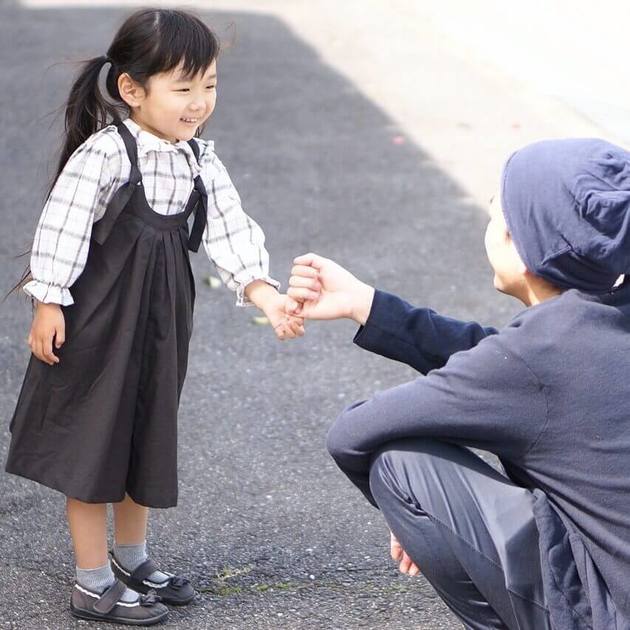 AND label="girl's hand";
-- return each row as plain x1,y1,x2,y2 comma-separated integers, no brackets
287,253,375,324
28,302,66,365
390,531,420,576
263,293,305,341
243,280,304,340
